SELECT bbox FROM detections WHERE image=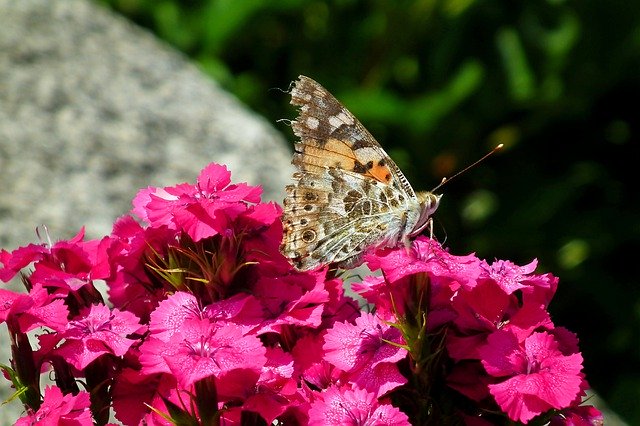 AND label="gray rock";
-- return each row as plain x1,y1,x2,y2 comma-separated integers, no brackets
0,0,292,422
0,0,293,246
